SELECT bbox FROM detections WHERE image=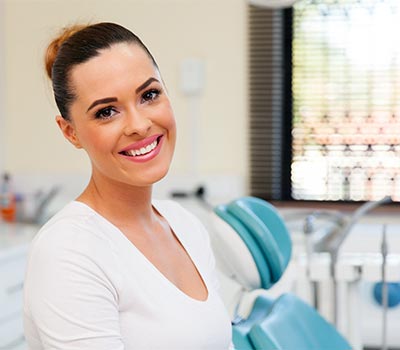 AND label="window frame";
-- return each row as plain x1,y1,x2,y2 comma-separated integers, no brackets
249,4,398,208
